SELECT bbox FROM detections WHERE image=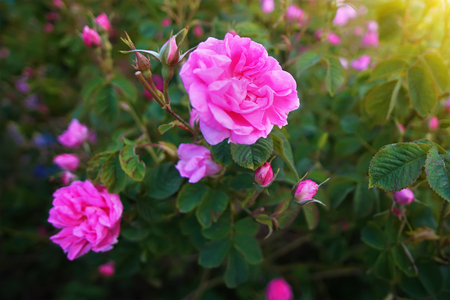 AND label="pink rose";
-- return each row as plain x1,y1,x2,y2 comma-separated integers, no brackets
429,116,439,131
61,171,76,185
254,162,273,187
265,277,293,300
333,5,357,26
48,180,123,260
98,261,116,277
393,188,414,205
286,4,304,21
294,179,318,202
445,98,450,114
261,0,275,13
362,31,379,47
162,18,171,27
351,55,371,71
175,144,222,183
367,21,379,32
180,33,299,145
53,154,80,171
327,32,341,45
193,25,203,38
53,0,63,8
82,26,101,47
58,119,89,148
96,13,111,31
